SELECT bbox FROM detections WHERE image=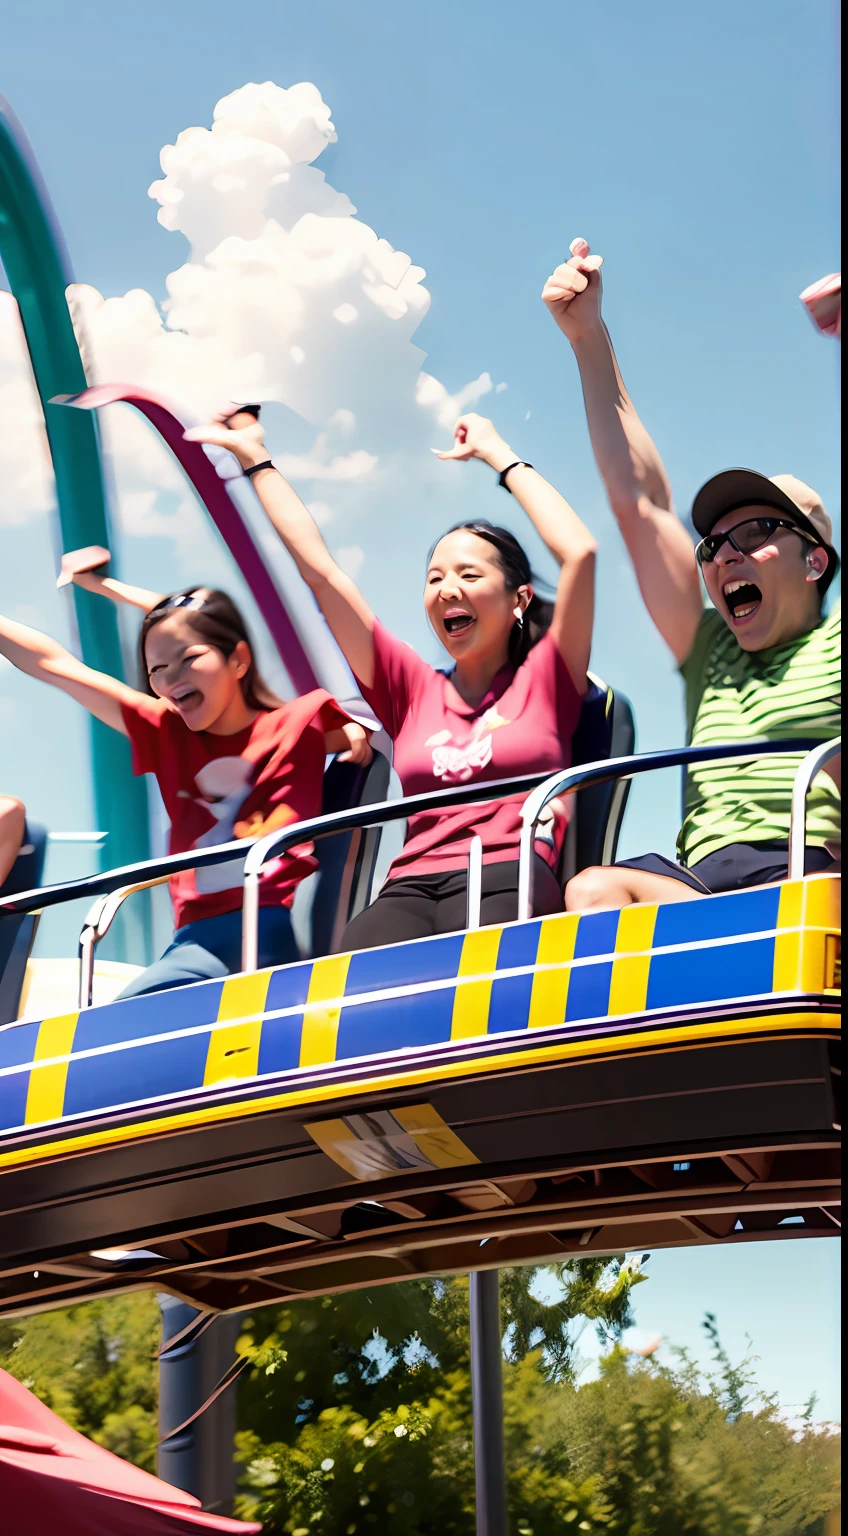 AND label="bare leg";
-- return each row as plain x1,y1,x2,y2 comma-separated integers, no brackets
0,796,26,887
565,863,703,912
